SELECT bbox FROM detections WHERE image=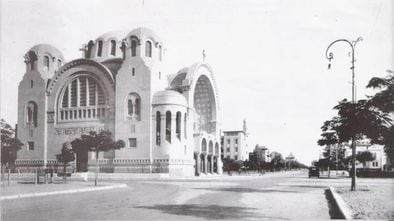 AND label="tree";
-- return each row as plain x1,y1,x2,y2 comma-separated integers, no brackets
318,98,390,190
366,72,394,168
71,130,125,186
356,151,376,169
1,119,23,170
56,142,75,182
270,152,284,171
